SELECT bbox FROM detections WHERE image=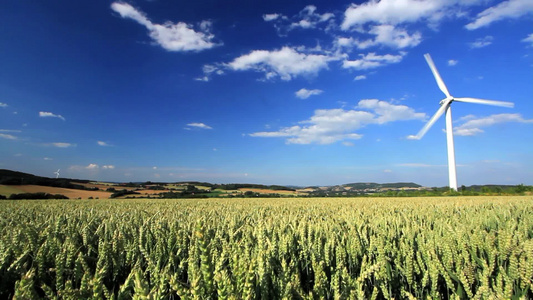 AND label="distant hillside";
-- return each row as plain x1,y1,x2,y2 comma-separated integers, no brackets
0,169,92,190
342,182,421,189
